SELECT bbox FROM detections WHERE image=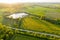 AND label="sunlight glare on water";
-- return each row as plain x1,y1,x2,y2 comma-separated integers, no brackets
8,13,28,19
